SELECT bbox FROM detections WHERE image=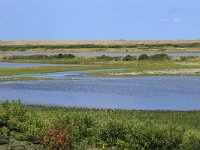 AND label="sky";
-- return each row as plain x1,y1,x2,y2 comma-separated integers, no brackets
0,0,200,40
